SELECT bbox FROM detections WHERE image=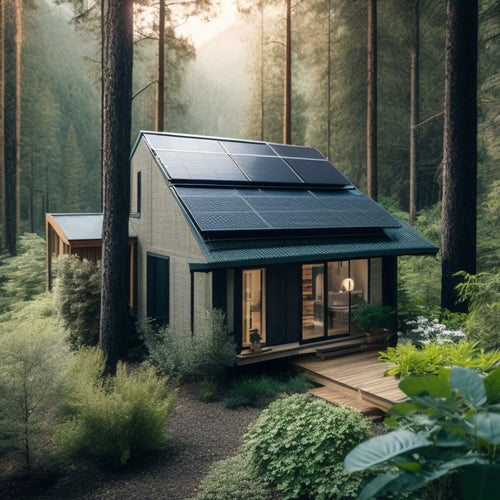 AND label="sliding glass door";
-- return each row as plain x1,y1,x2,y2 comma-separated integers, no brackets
302,260,369,341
